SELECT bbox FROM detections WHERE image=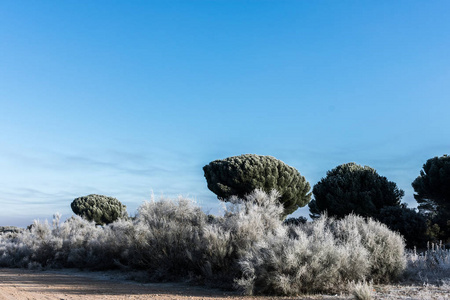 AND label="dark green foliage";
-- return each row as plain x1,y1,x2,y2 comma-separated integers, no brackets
71,194,127,225
203,154,311,216
0,226,23,240
421,211,450,244
377,205,428,248
283,216,307,226
309,163,404,219
412,155,450,213
412,155,450,243
0,226,22,234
